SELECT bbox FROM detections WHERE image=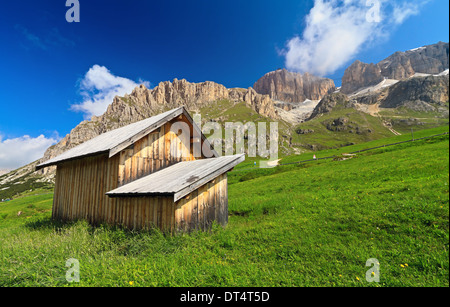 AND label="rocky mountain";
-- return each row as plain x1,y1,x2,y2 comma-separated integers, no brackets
341,42,449,94
37,79,280,175
297,71,448,154
310,74,449,120
308,93,354,120
340,61,384,95
379,42,449,79
378,74,449,111
253,69,335,103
